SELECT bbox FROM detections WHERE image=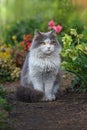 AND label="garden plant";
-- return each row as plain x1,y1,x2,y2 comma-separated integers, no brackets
62,29,87,92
